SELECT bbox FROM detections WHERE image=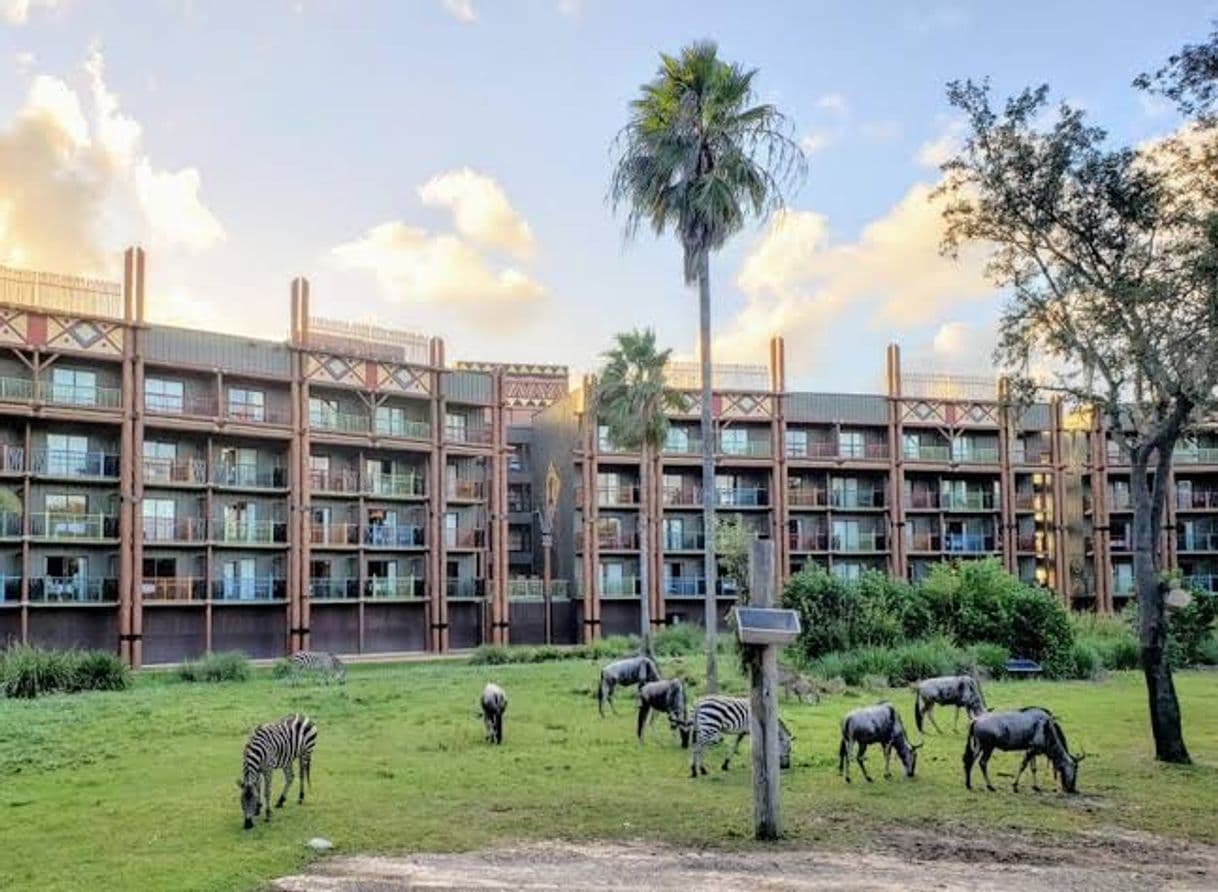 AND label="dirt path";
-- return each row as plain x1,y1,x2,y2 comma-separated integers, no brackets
270,829,1218,891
